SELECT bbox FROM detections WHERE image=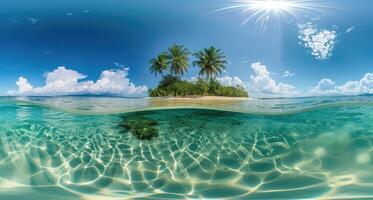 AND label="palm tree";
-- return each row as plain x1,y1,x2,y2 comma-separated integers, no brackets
193,47,227,81
149,54,168,77
165,44,191,77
